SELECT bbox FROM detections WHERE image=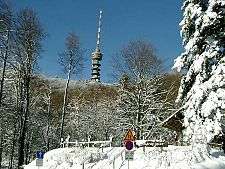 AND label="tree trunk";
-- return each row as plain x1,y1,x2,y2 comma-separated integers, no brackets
0,131,4,169
136,84,142,140
25,141,29,165
18,76,31,168
0,30,10,169
0,30,10,107
9,124,17,169
46,87,52,151
11,73,22,169
59,68,71,143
